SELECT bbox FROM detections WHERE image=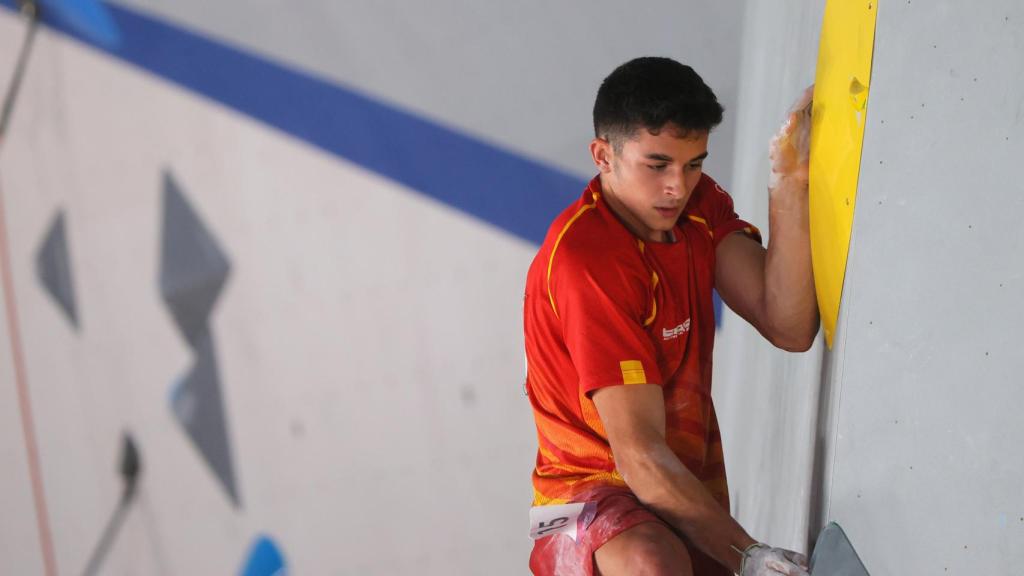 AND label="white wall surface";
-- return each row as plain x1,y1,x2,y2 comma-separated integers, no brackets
0,12,538,574
0,11,50,575
711,0,825,553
